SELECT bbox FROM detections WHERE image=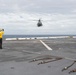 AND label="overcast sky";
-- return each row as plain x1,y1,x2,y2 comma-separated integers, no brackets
0,0,76,35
